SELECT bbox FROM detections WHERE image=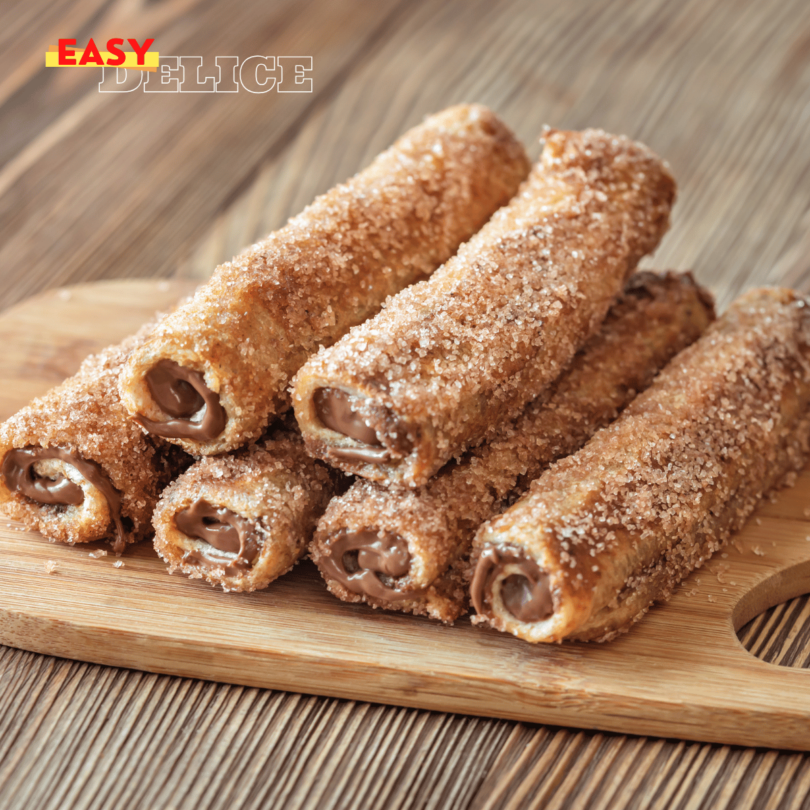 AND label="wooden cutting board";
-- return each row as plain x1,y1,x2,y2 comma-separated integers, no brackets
1,280,810,751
